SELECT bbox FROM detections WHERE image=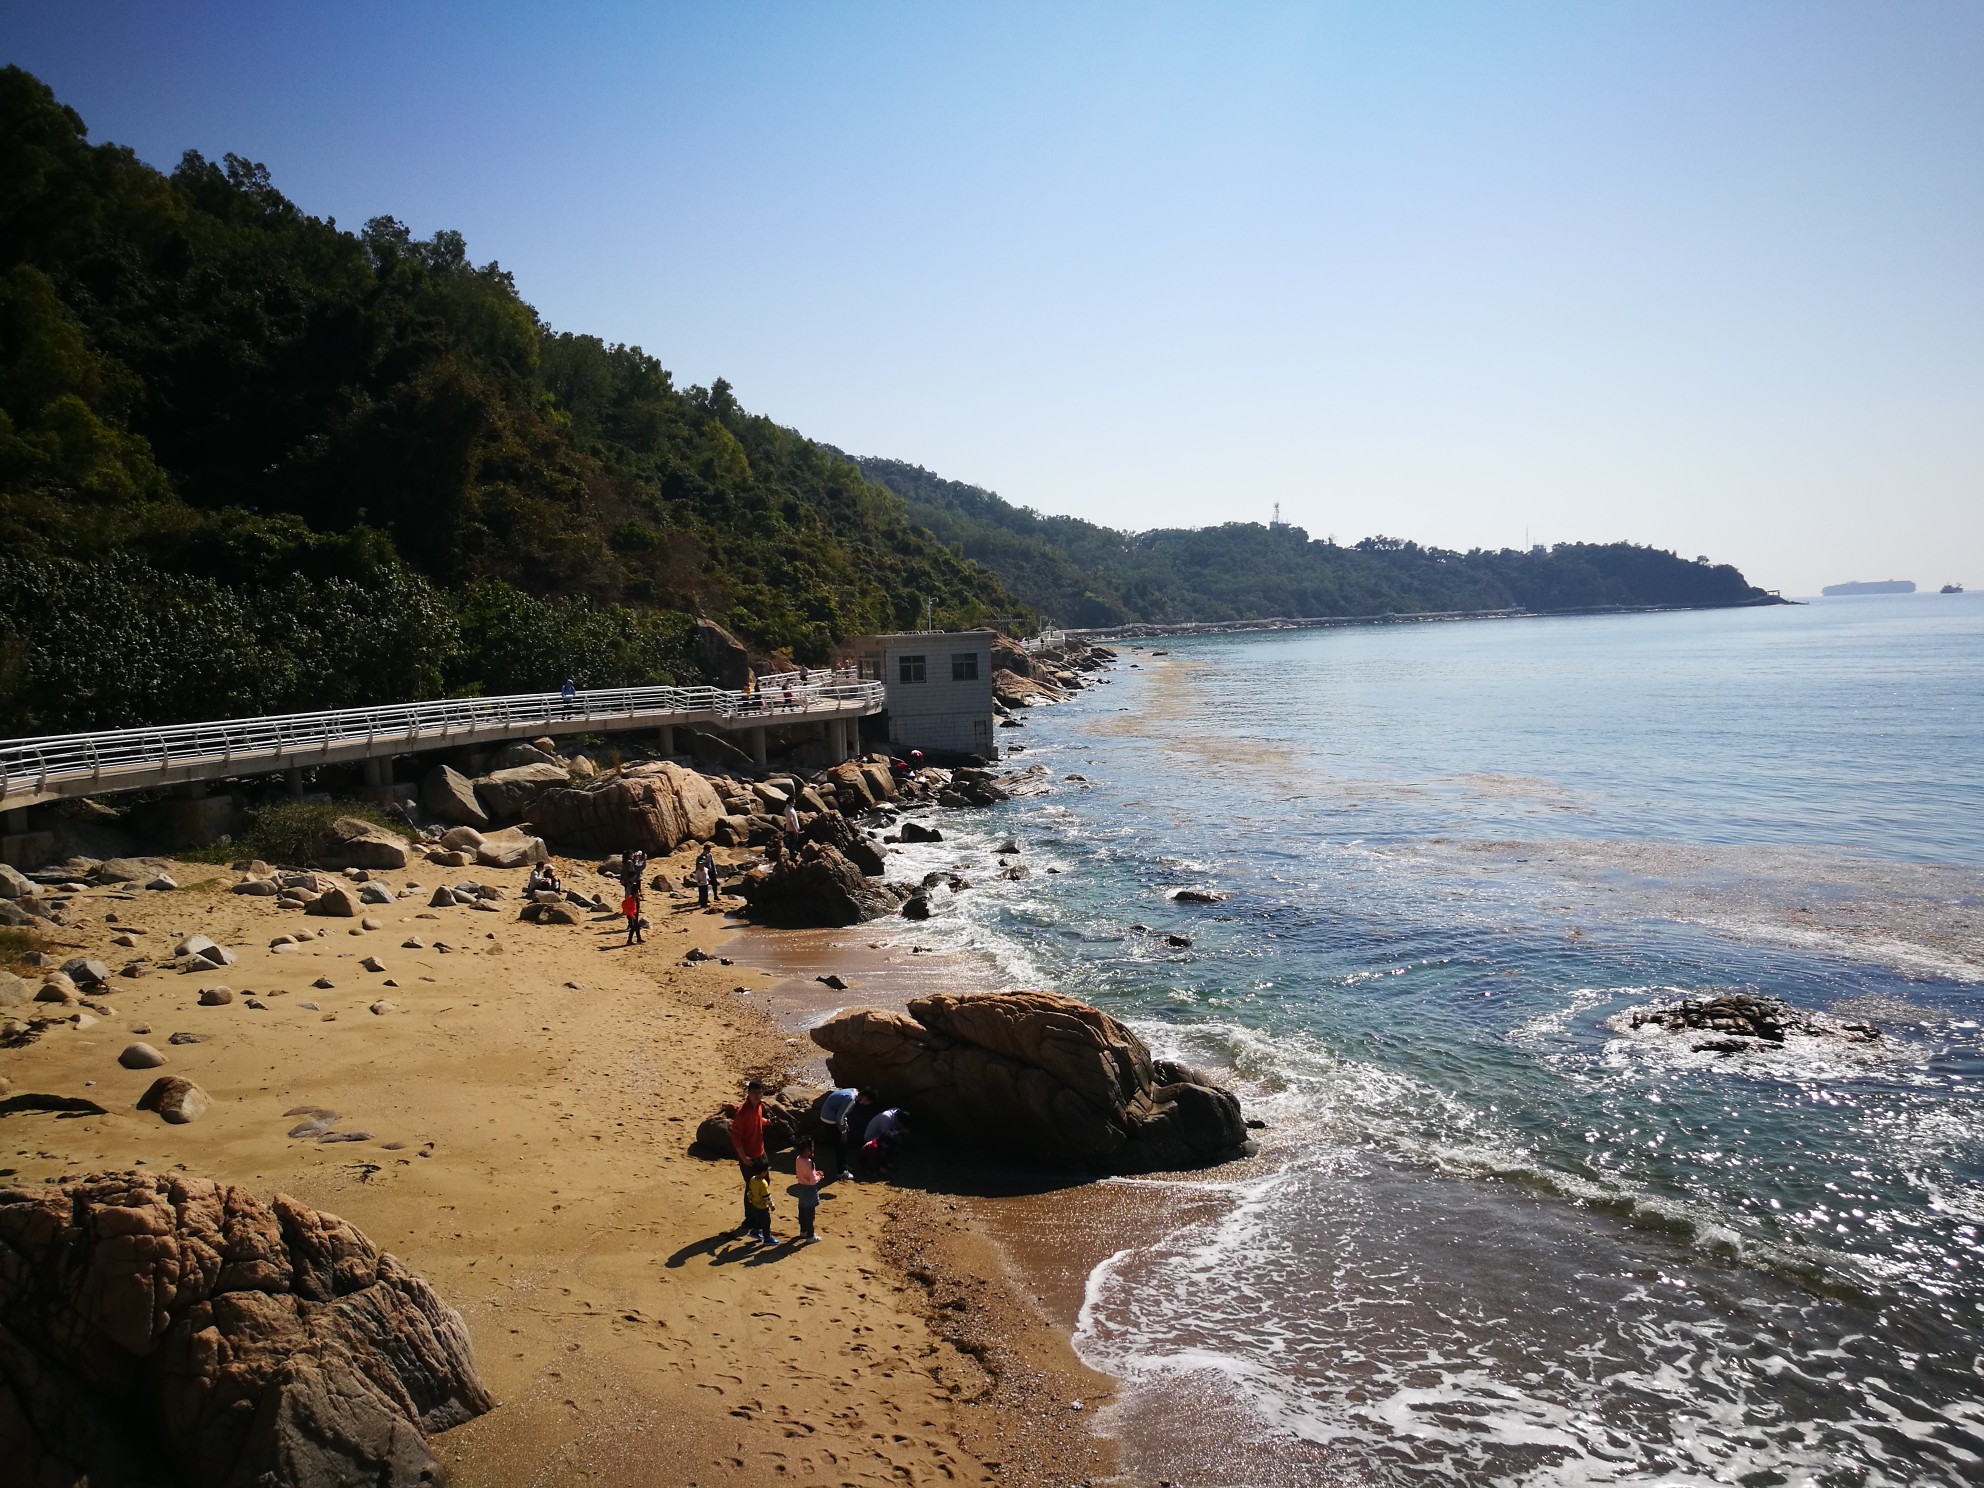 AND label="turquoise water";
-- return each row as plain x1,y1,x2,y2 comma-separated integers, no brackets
879,594,1984,1486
